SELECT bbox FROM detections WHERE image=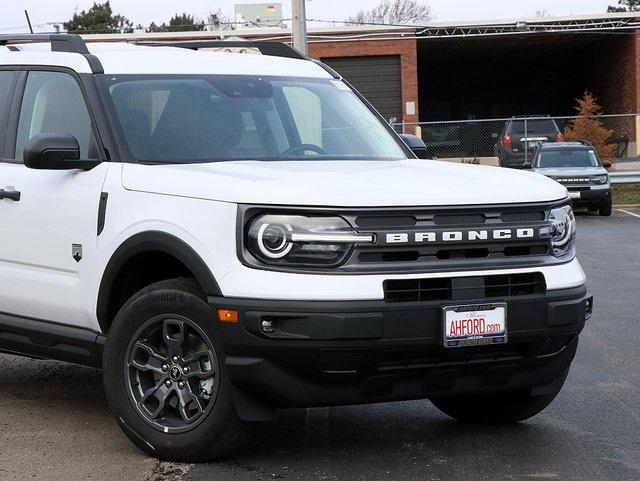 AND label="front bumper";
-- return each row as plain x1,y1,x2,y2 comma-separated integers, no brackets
217,258,586,300
568,185,611,207
209,285,591,418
